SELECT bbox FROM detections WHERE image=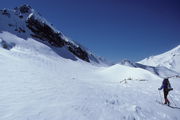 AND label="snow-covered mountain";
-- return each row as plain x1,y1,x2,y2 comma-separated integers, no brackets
0,5,105,64
119,59,179,78
139,45,180,73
